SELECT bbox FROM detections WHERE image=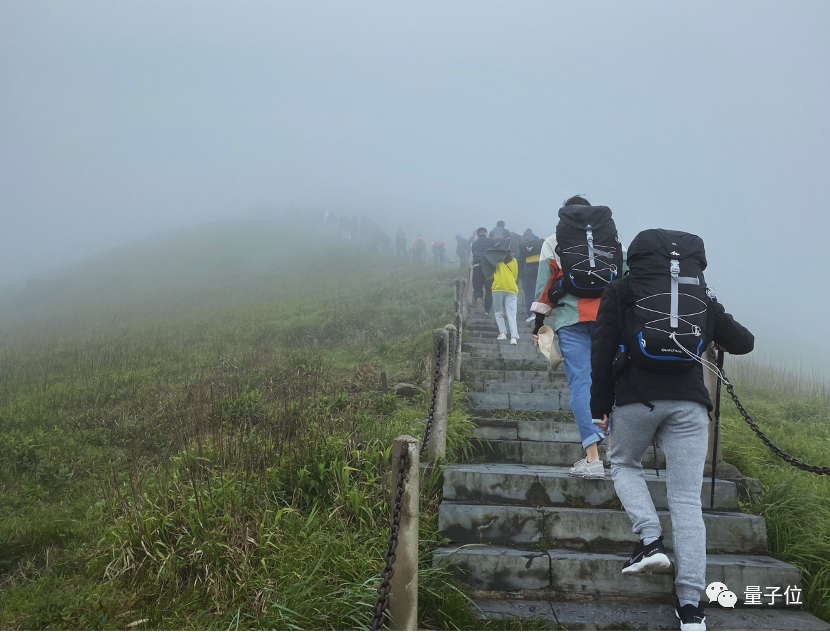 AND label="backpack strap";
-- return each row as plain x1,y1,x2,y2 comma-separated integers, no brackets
670,258,700,329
